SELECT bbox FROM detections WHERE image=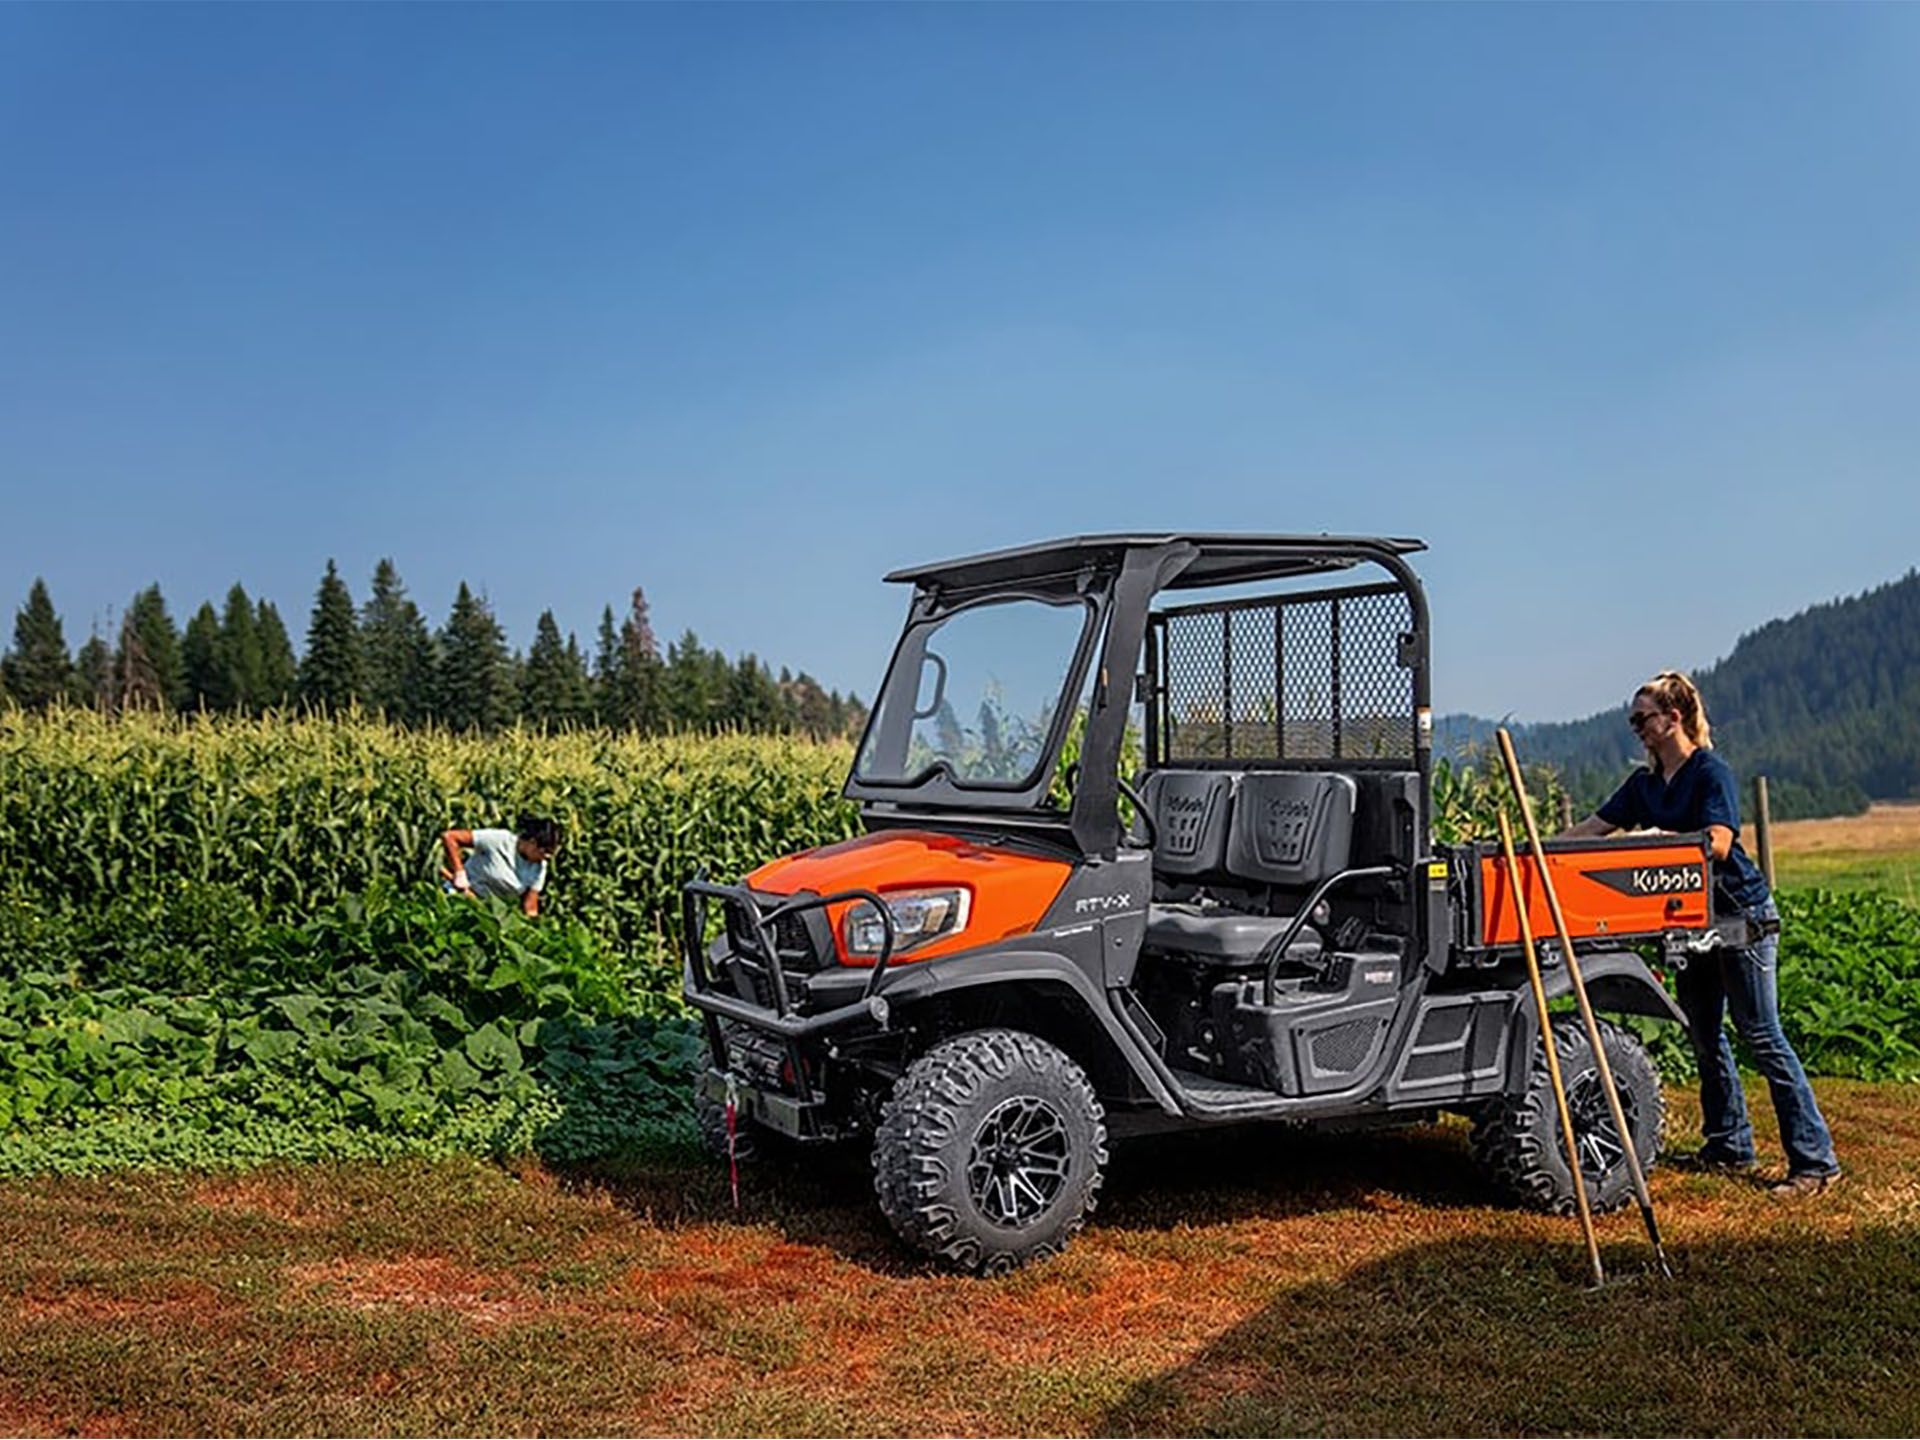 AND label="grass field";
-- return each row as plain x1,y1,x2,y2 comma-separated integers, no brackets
1770,802,1920,904
4,766,1913,1436
5,1082,1917,1437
